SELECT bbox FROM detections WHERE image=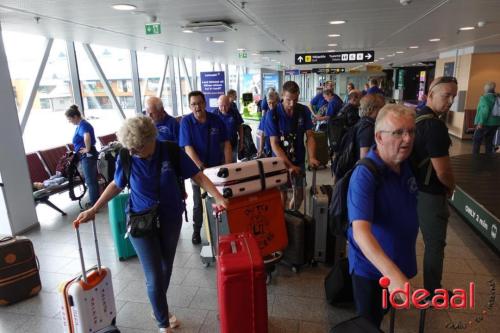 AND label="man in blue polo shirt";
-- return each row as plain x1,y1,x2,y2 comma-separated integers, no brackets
212,95,244,162
264,81,319,209
145,96,180,143
347,104,418,328
179,91,232,244
313,88,343,131
309,80,333,112
366,78,384,95
257,90,280,157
